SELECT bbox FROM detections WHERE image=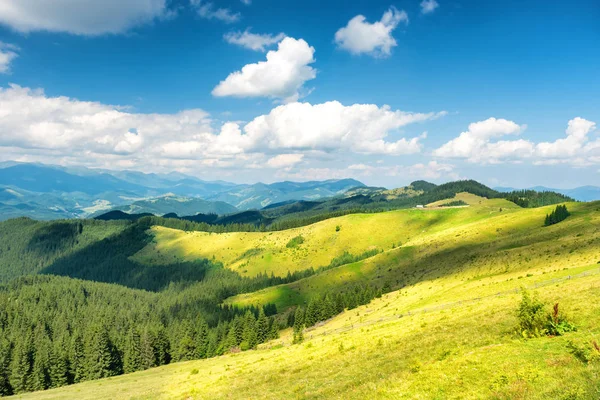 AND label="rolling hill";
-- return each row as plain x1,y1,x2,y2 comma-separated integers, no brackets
3,193,598,399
